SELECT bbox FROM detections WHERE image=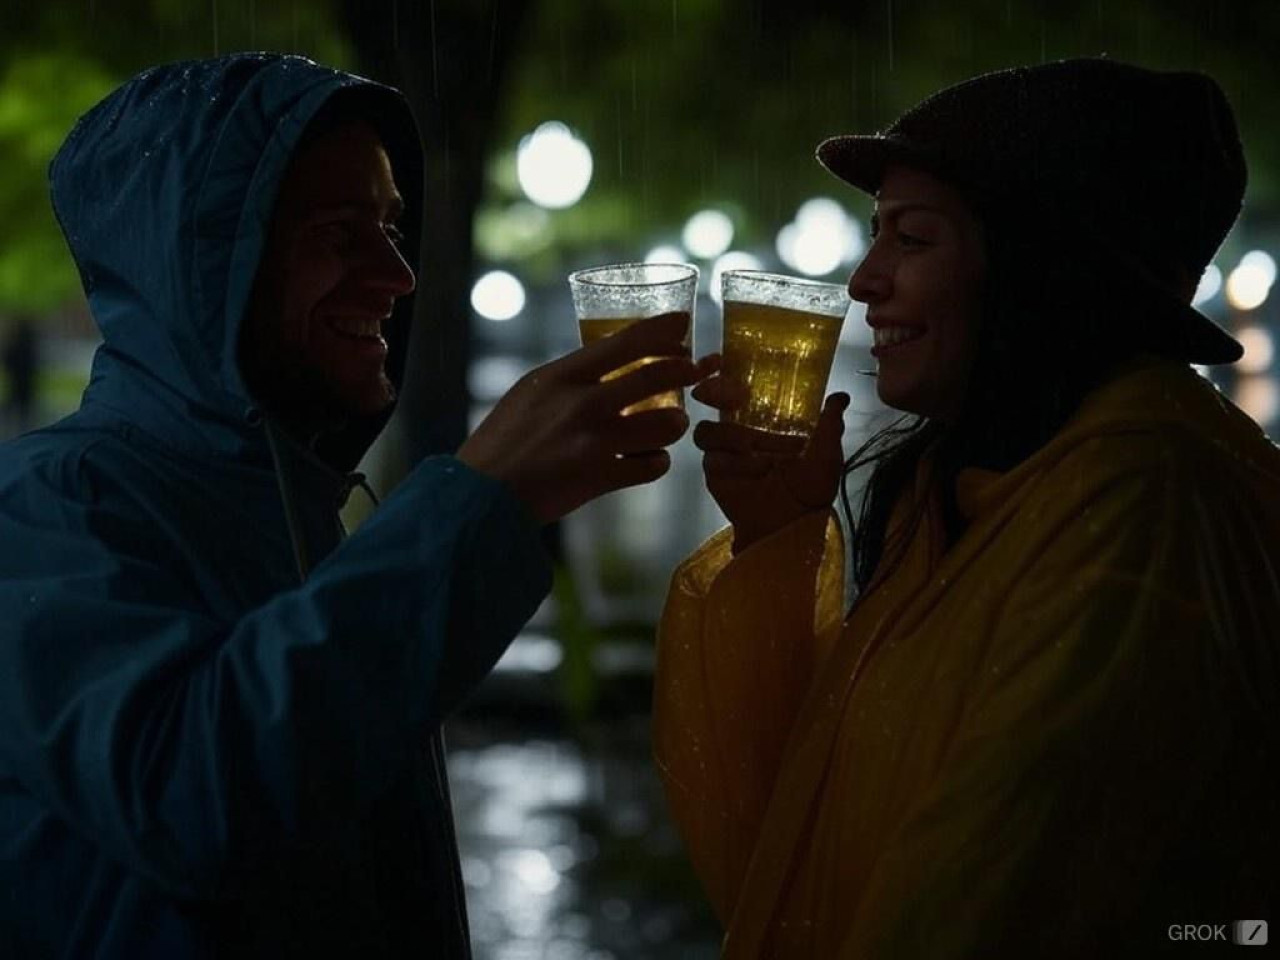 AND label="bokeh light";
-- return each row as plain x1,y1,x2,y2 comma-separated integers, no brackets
1236,324,1275,375
506,848,561,895
709,251,764,302
682,210,734,259
516,122,593,209
777,197,864,277
1226,250,1276,311
471,270,526,321
644,244,685,265
1234,375,1280,427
